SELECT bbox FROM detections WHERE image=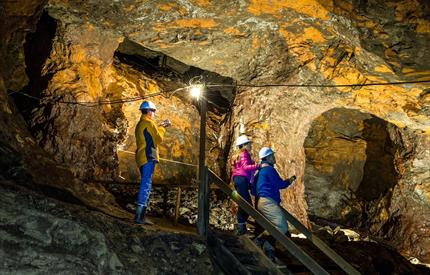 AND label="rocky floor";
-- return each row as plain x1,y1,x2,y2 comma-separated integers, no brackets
0,180,217,275
2,178,430,274
105,182,237,231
